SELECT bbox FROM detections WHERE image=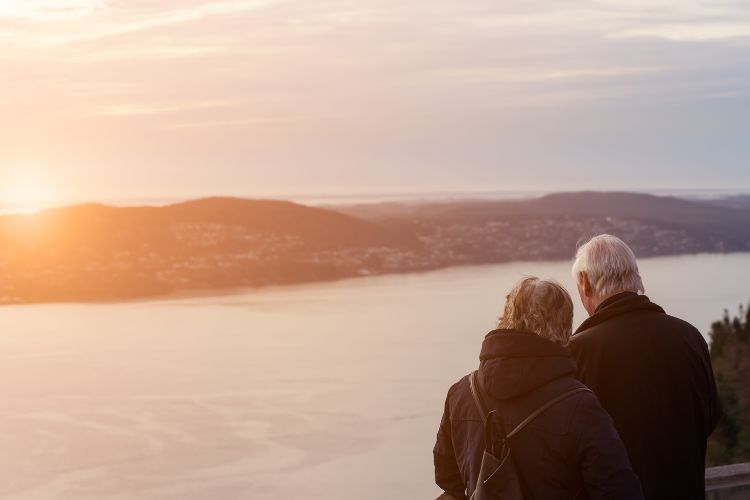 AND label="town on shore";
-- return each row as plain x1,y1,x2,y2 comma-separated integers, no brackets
1,191,749,305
